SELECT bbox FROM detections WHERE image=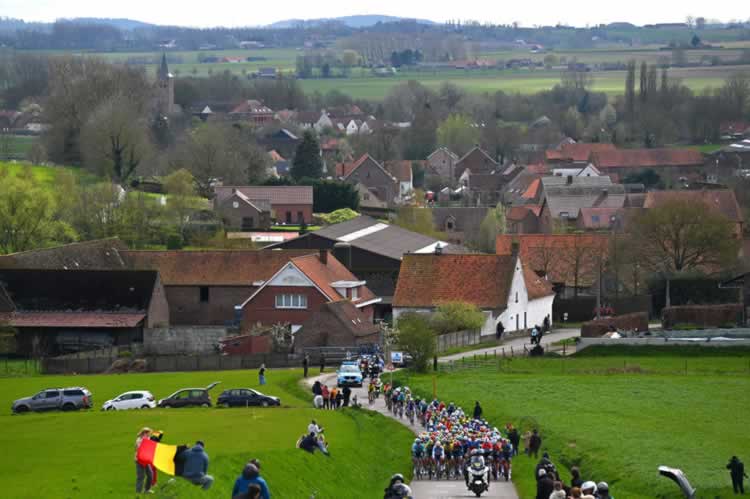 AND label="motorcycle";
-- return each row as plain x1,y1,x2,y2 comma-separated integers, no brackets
467,459,490,497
